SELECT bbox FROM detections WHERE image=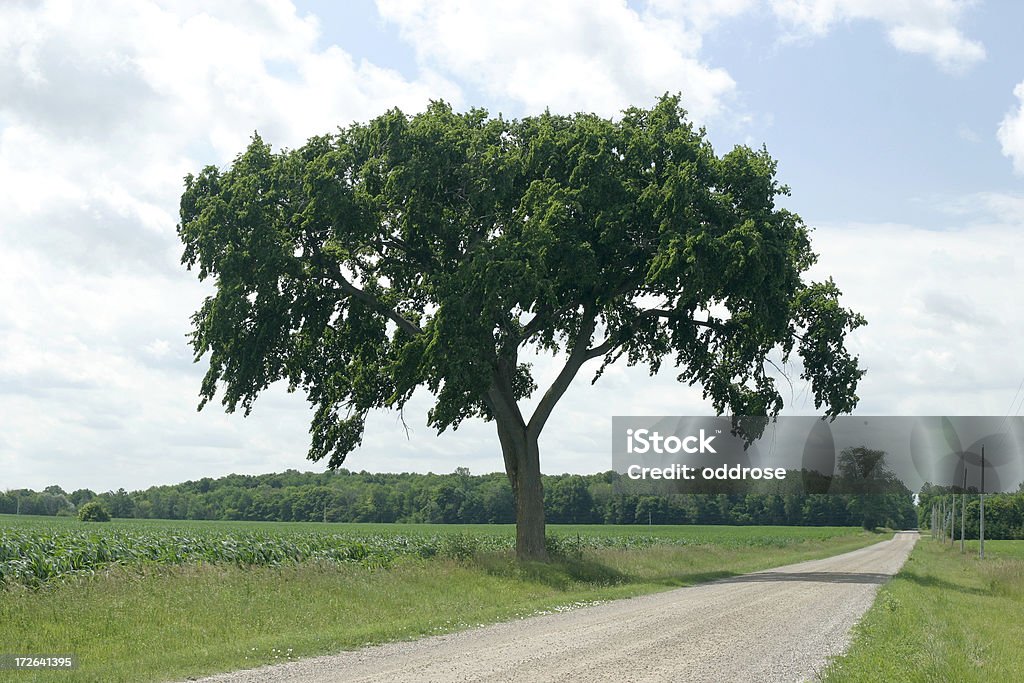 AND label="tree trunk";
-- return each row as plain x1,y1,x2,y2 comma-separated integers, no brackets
495,416,548,561
512,437,547,561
